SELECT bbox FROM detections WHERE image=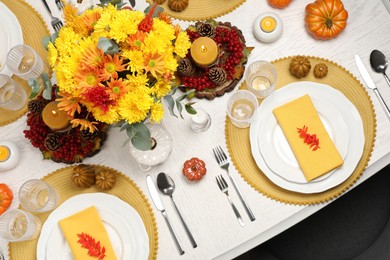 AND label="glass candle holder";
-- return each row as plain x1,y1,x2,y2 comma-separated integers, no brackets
0,74,27,111
189,108,211,132
0,209,42,242
244,60,277,99
18,179,59,213
6,44,43,80
227,90,259,128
